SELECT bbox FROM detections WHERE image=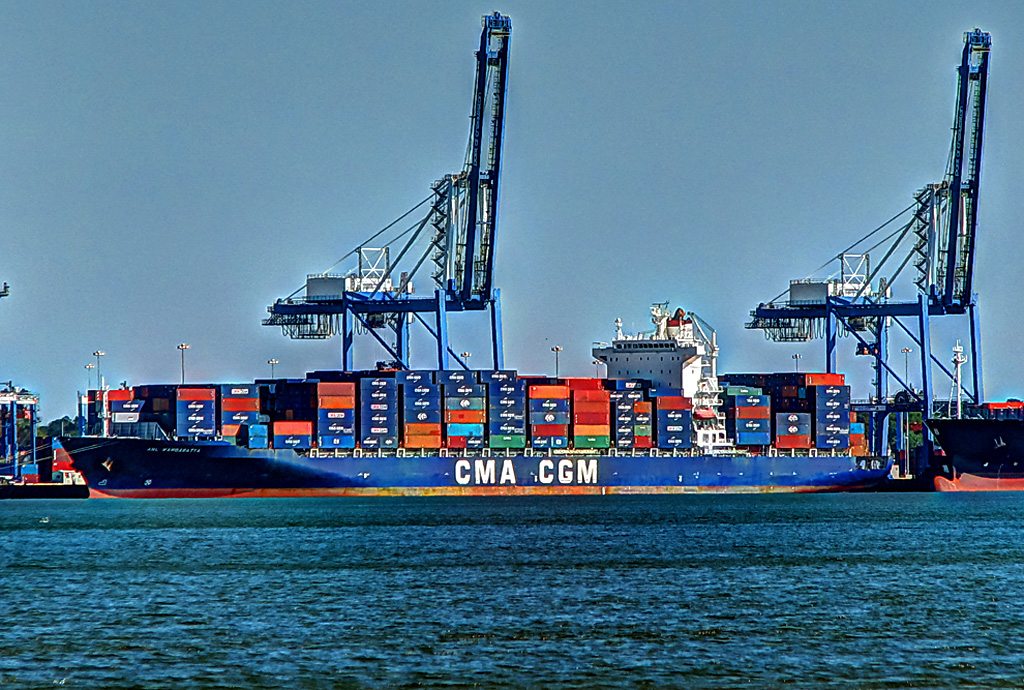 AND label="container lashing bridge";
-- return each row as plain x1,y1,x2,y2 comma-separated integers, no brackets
745,29,991,476
263,13,512,371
